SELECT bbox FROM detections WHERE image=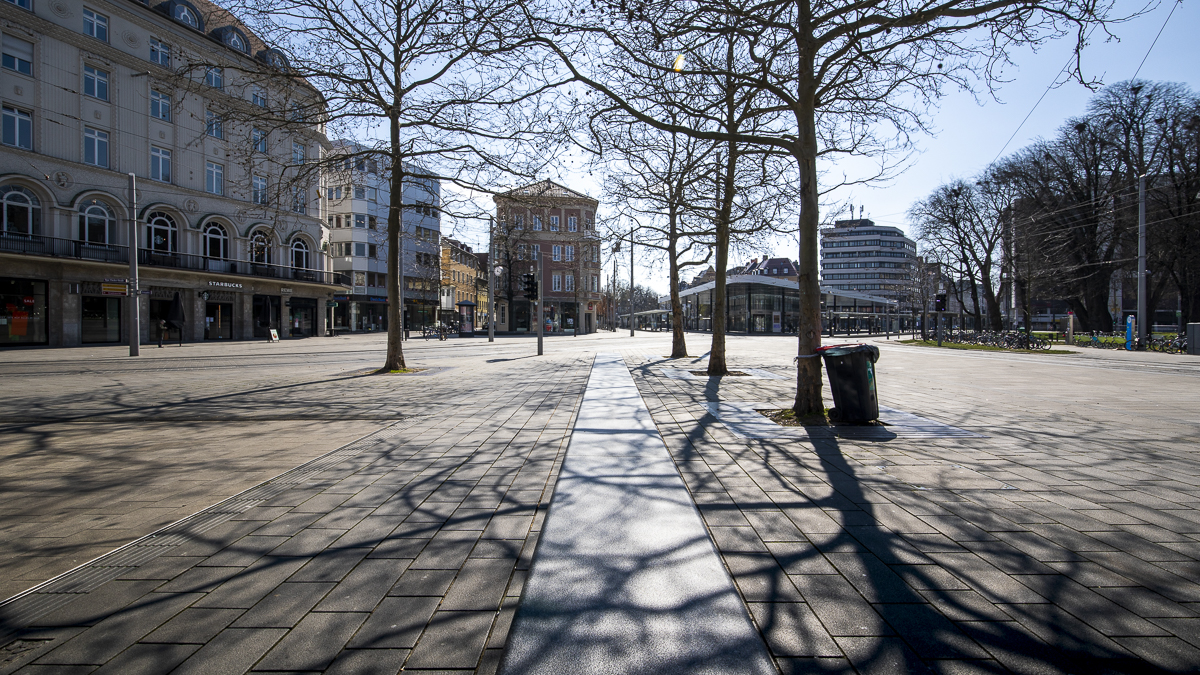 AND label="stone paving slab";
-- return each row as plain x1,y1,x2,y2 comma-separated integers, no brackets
500,354,775,675
625,336,1200,674
0,338,594,674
